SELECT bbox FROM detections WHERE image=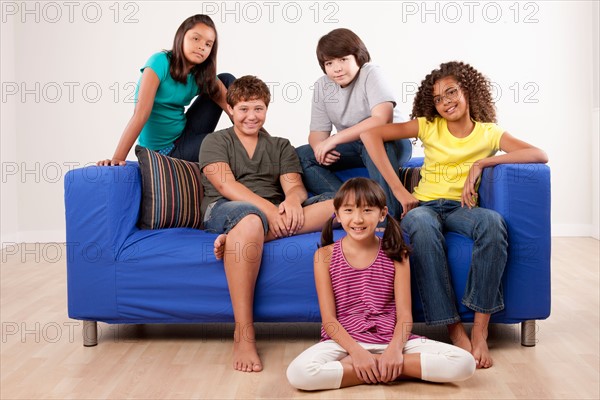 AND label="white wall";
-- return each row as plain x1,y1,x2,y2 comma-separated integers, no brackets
1,12,19,245
592,0,599,240
0,0,597,244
